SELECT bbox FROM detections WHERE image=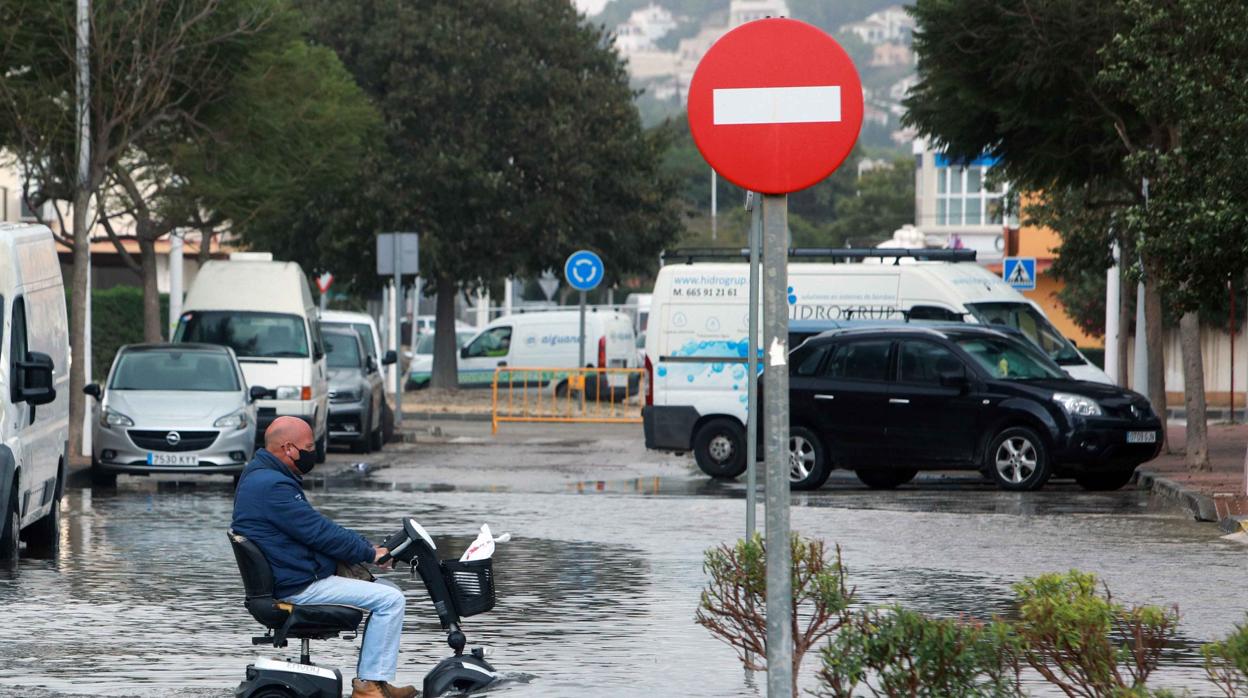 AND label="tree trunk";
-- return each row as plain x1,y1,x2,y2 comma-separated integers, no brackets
430,276,459,390
1143,259,1168,450
139,236,162,341
1117,267,1131,386
1179,311,1210,471
68,187,91,464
